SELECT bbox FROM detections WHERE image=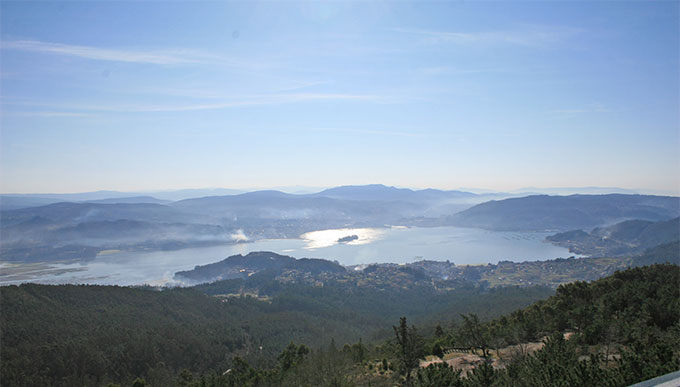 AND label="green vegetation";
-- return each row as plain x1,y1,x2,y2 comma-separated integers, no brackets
1,285,253,386
181,264,680,386
1,261,677,386
394,317,424,385
0,275,550,386
413,264,680,386
214,265,680,387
